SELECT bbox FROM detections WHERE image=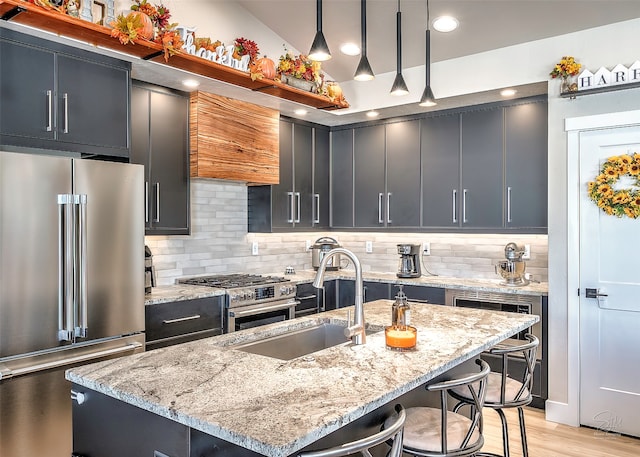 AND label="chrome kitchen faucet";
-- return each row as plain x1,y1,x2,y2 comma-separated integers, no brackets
313,248,366,345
